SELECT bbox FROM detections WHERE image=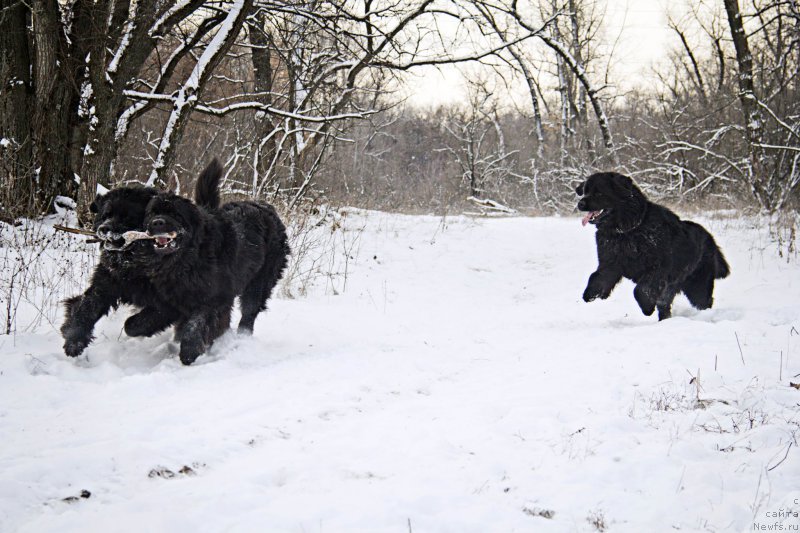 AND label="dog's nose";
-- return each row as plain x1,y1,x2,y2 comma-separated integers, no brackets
578,199,587,210
148,217,167,234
